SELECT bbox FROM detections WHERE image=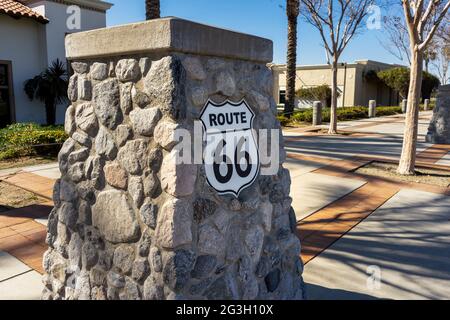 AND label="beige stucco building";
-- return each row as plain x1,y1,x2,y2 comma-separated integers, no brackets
271,60,401,108
0,0,112,126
